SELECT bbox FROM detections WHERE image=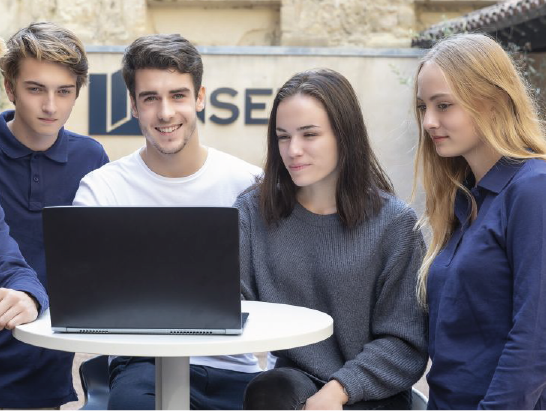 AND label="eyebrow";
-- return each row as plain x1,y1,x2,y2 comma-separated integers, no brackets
416,93,451,102
138,87,191,99
138,91,158,98
170,88,190,94
23,81,75,89
276,125,320,132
